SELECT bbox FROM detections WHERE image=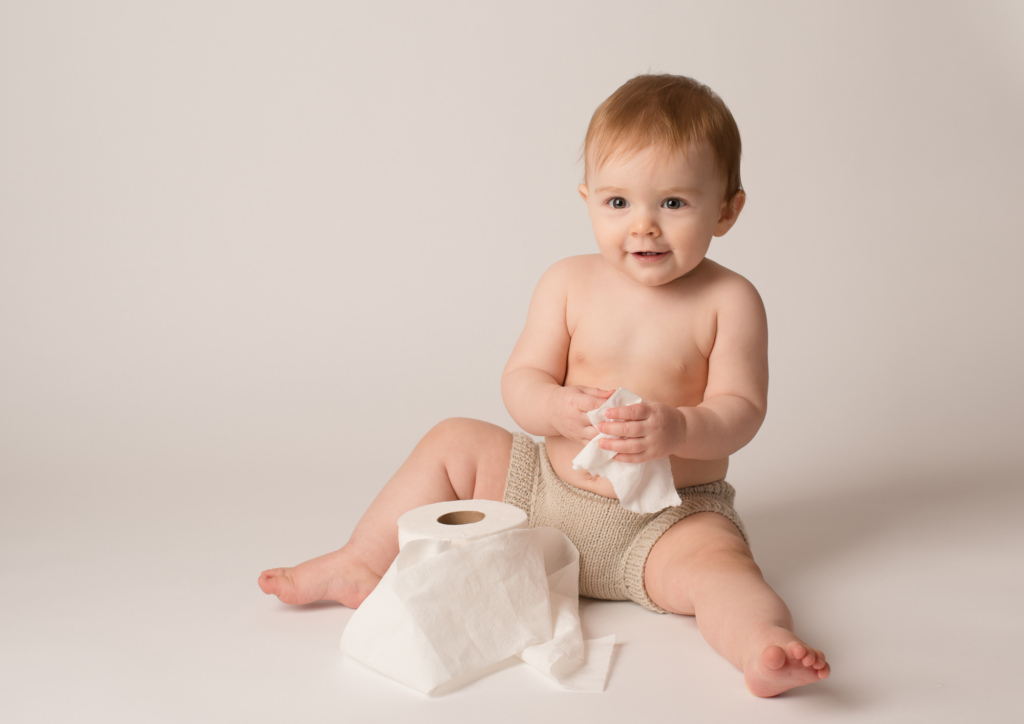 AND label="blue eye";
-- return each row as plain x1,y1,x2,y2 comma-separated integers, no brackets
662,198,685,209
609,197,628,209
